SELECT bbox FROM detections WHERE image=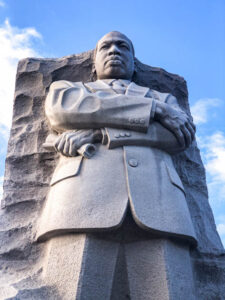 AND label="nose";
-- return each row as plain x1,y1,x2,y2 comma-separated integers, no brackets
108,44,121,55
